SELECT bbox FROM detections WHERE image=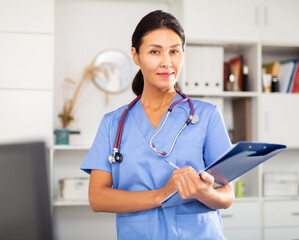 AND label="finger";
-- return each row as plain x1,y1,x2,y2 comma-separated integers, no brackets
184,169,200,188
185,173,202,198
176,180,186,198
200,171,214,185
179,174,191,198
178,170,198,199
181,169,201,197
